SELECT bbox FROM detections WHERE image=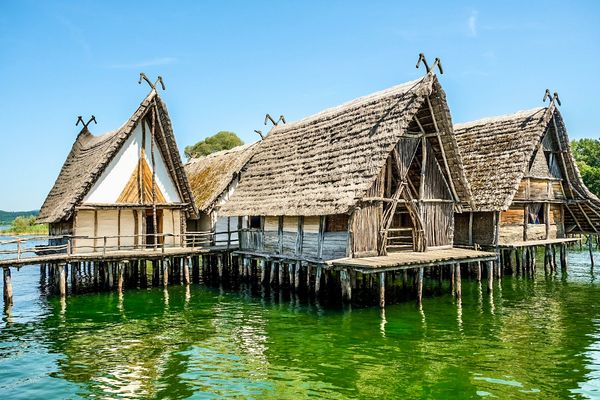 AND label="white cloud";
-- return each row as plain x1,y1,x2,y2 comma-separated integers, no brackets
107,57,178,69
468,10,478,37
